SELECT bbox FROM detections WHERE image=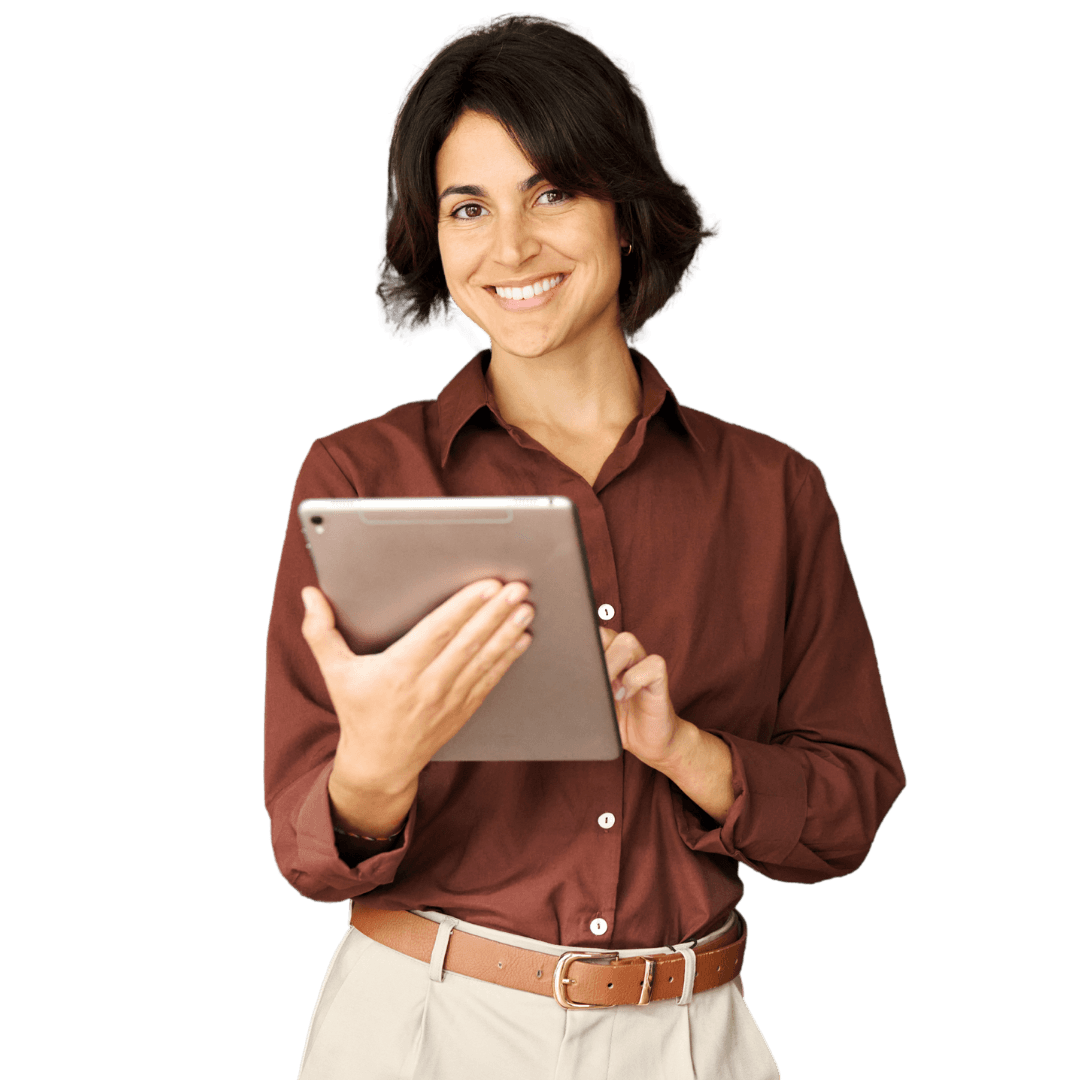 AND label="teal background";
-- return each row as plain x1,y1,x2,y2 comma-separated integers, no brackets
3,3,1075,1076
